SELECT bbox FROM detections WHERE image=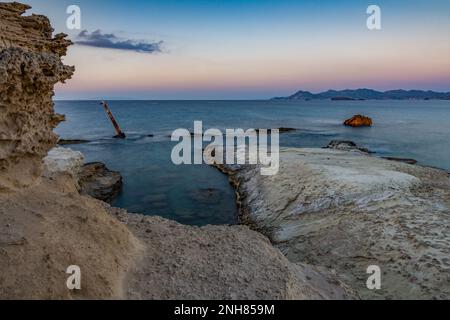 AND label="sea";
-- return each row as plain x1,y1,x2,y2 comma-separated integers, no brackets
55,100,450,226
